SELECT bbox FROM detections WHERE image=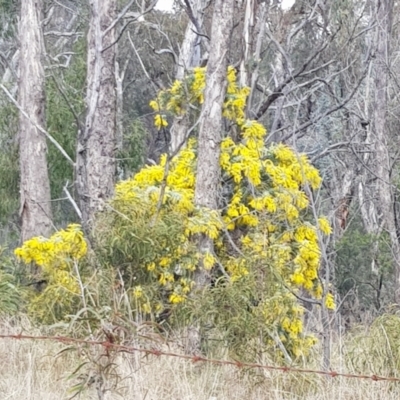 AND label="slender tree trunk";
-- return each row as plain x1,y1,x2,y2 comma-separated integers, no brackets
371,0,400,302
19,0,52,241
170,0,208,153
358,60,381,273
246,2,266,117
185,0,234,354
115,57,129,180
239,0,256,88
76,0,117,228
194,0,235,287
